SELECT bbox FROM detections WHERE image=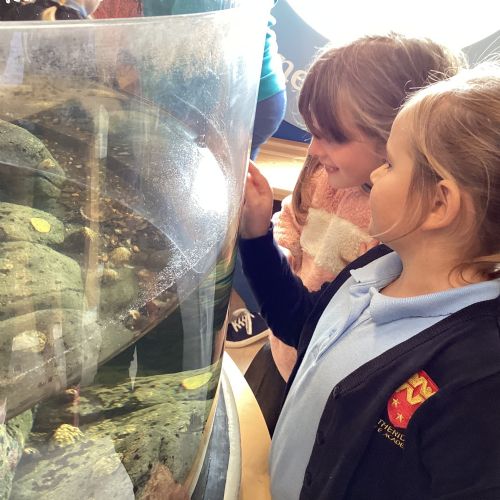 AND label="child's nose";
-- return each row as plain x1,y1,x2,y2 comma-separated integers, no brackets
308,138,322,156
370,164,384,184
